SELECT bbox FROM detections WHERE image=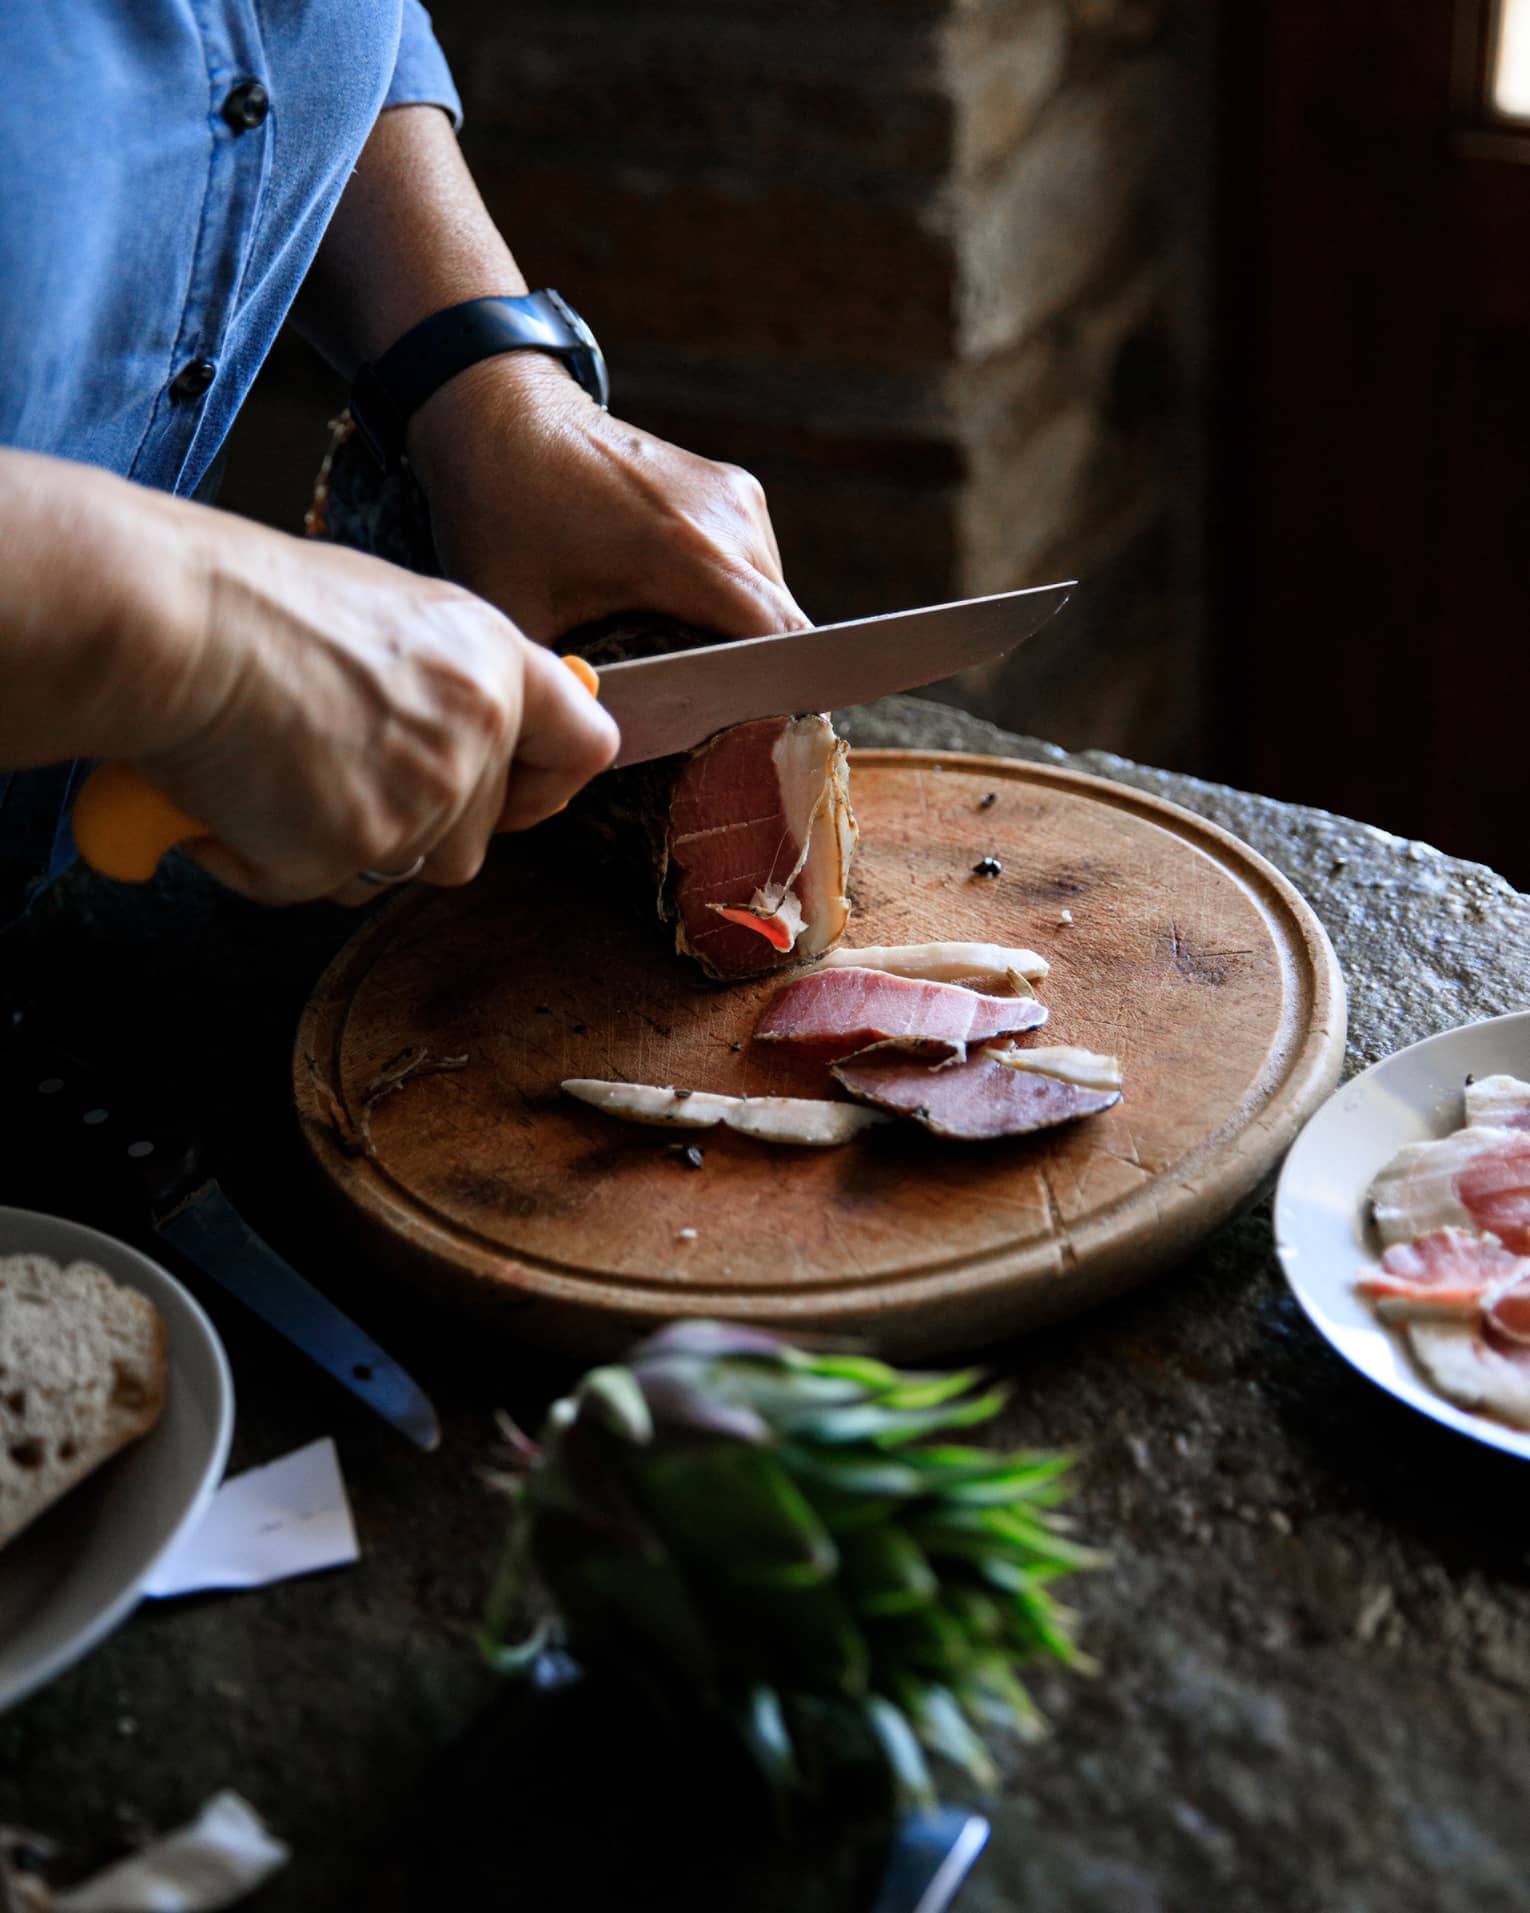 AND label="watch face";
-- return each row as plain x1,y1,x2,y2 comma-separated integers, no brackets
546,289,597,352
544,290,610,409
